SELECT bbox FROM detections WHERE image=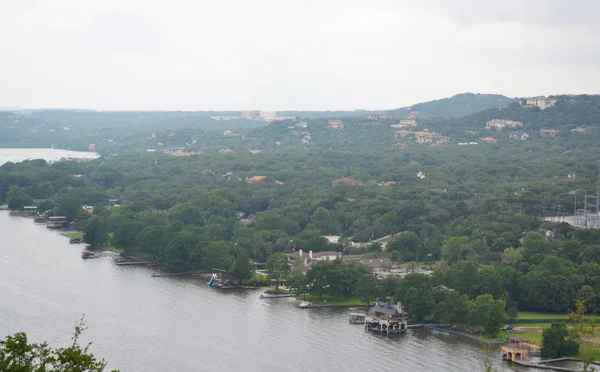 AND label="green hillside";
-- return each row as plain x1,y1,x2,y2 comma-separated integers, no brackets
391,93,518,118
